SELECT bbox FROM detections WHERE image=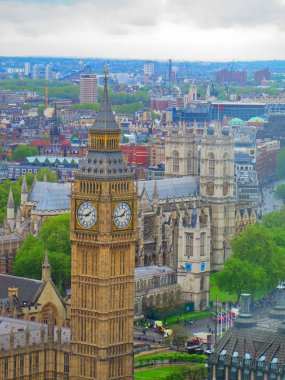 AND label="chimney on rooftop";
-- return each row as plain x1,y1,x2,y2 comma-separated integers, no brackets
234,293,257,328
8,286,18,299
270,282,285,319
